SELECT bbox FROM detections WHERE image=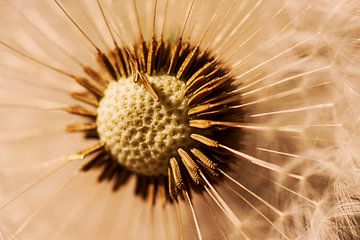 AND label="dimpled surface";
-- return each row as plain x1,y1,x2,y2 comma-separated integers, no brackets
96,75,190,175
